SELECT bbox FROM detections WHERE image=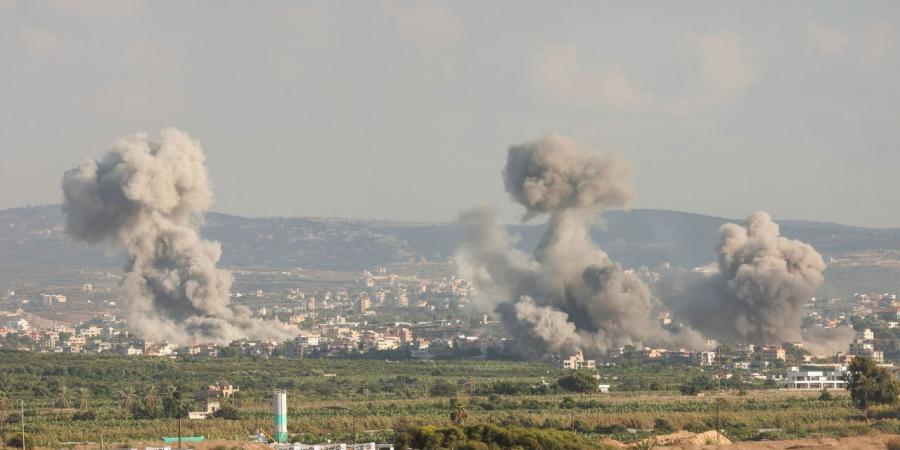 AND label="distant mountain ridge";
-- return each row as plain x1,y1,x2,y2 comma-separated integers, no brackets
3,204,900,267
2,205,900,297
